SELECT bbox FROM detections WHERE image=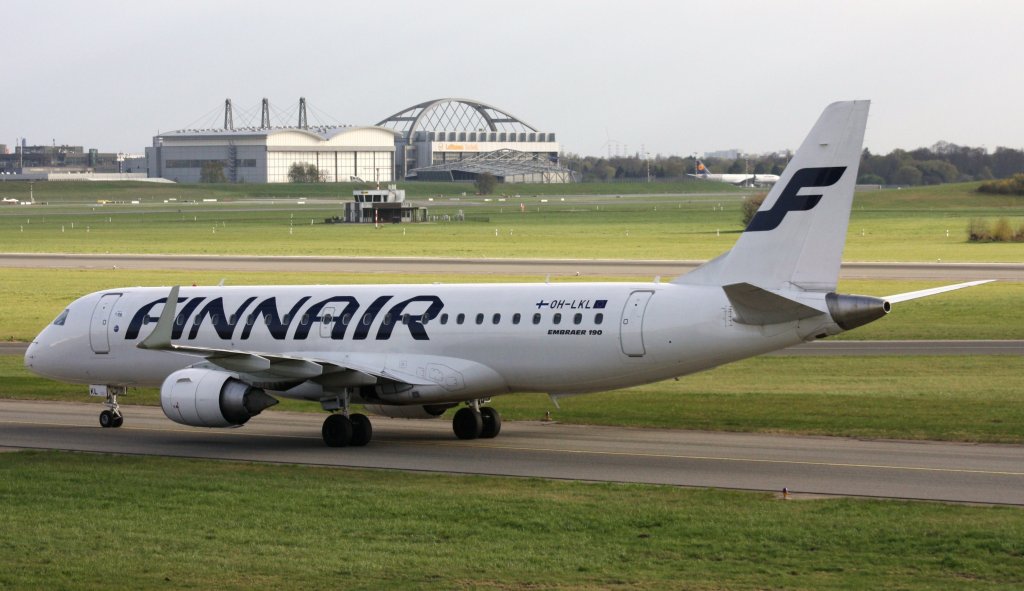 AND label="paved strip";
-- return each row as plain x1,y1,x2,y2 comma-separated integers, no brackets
5,340,1022,357
1,400,1022,505
1,253,1021,281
